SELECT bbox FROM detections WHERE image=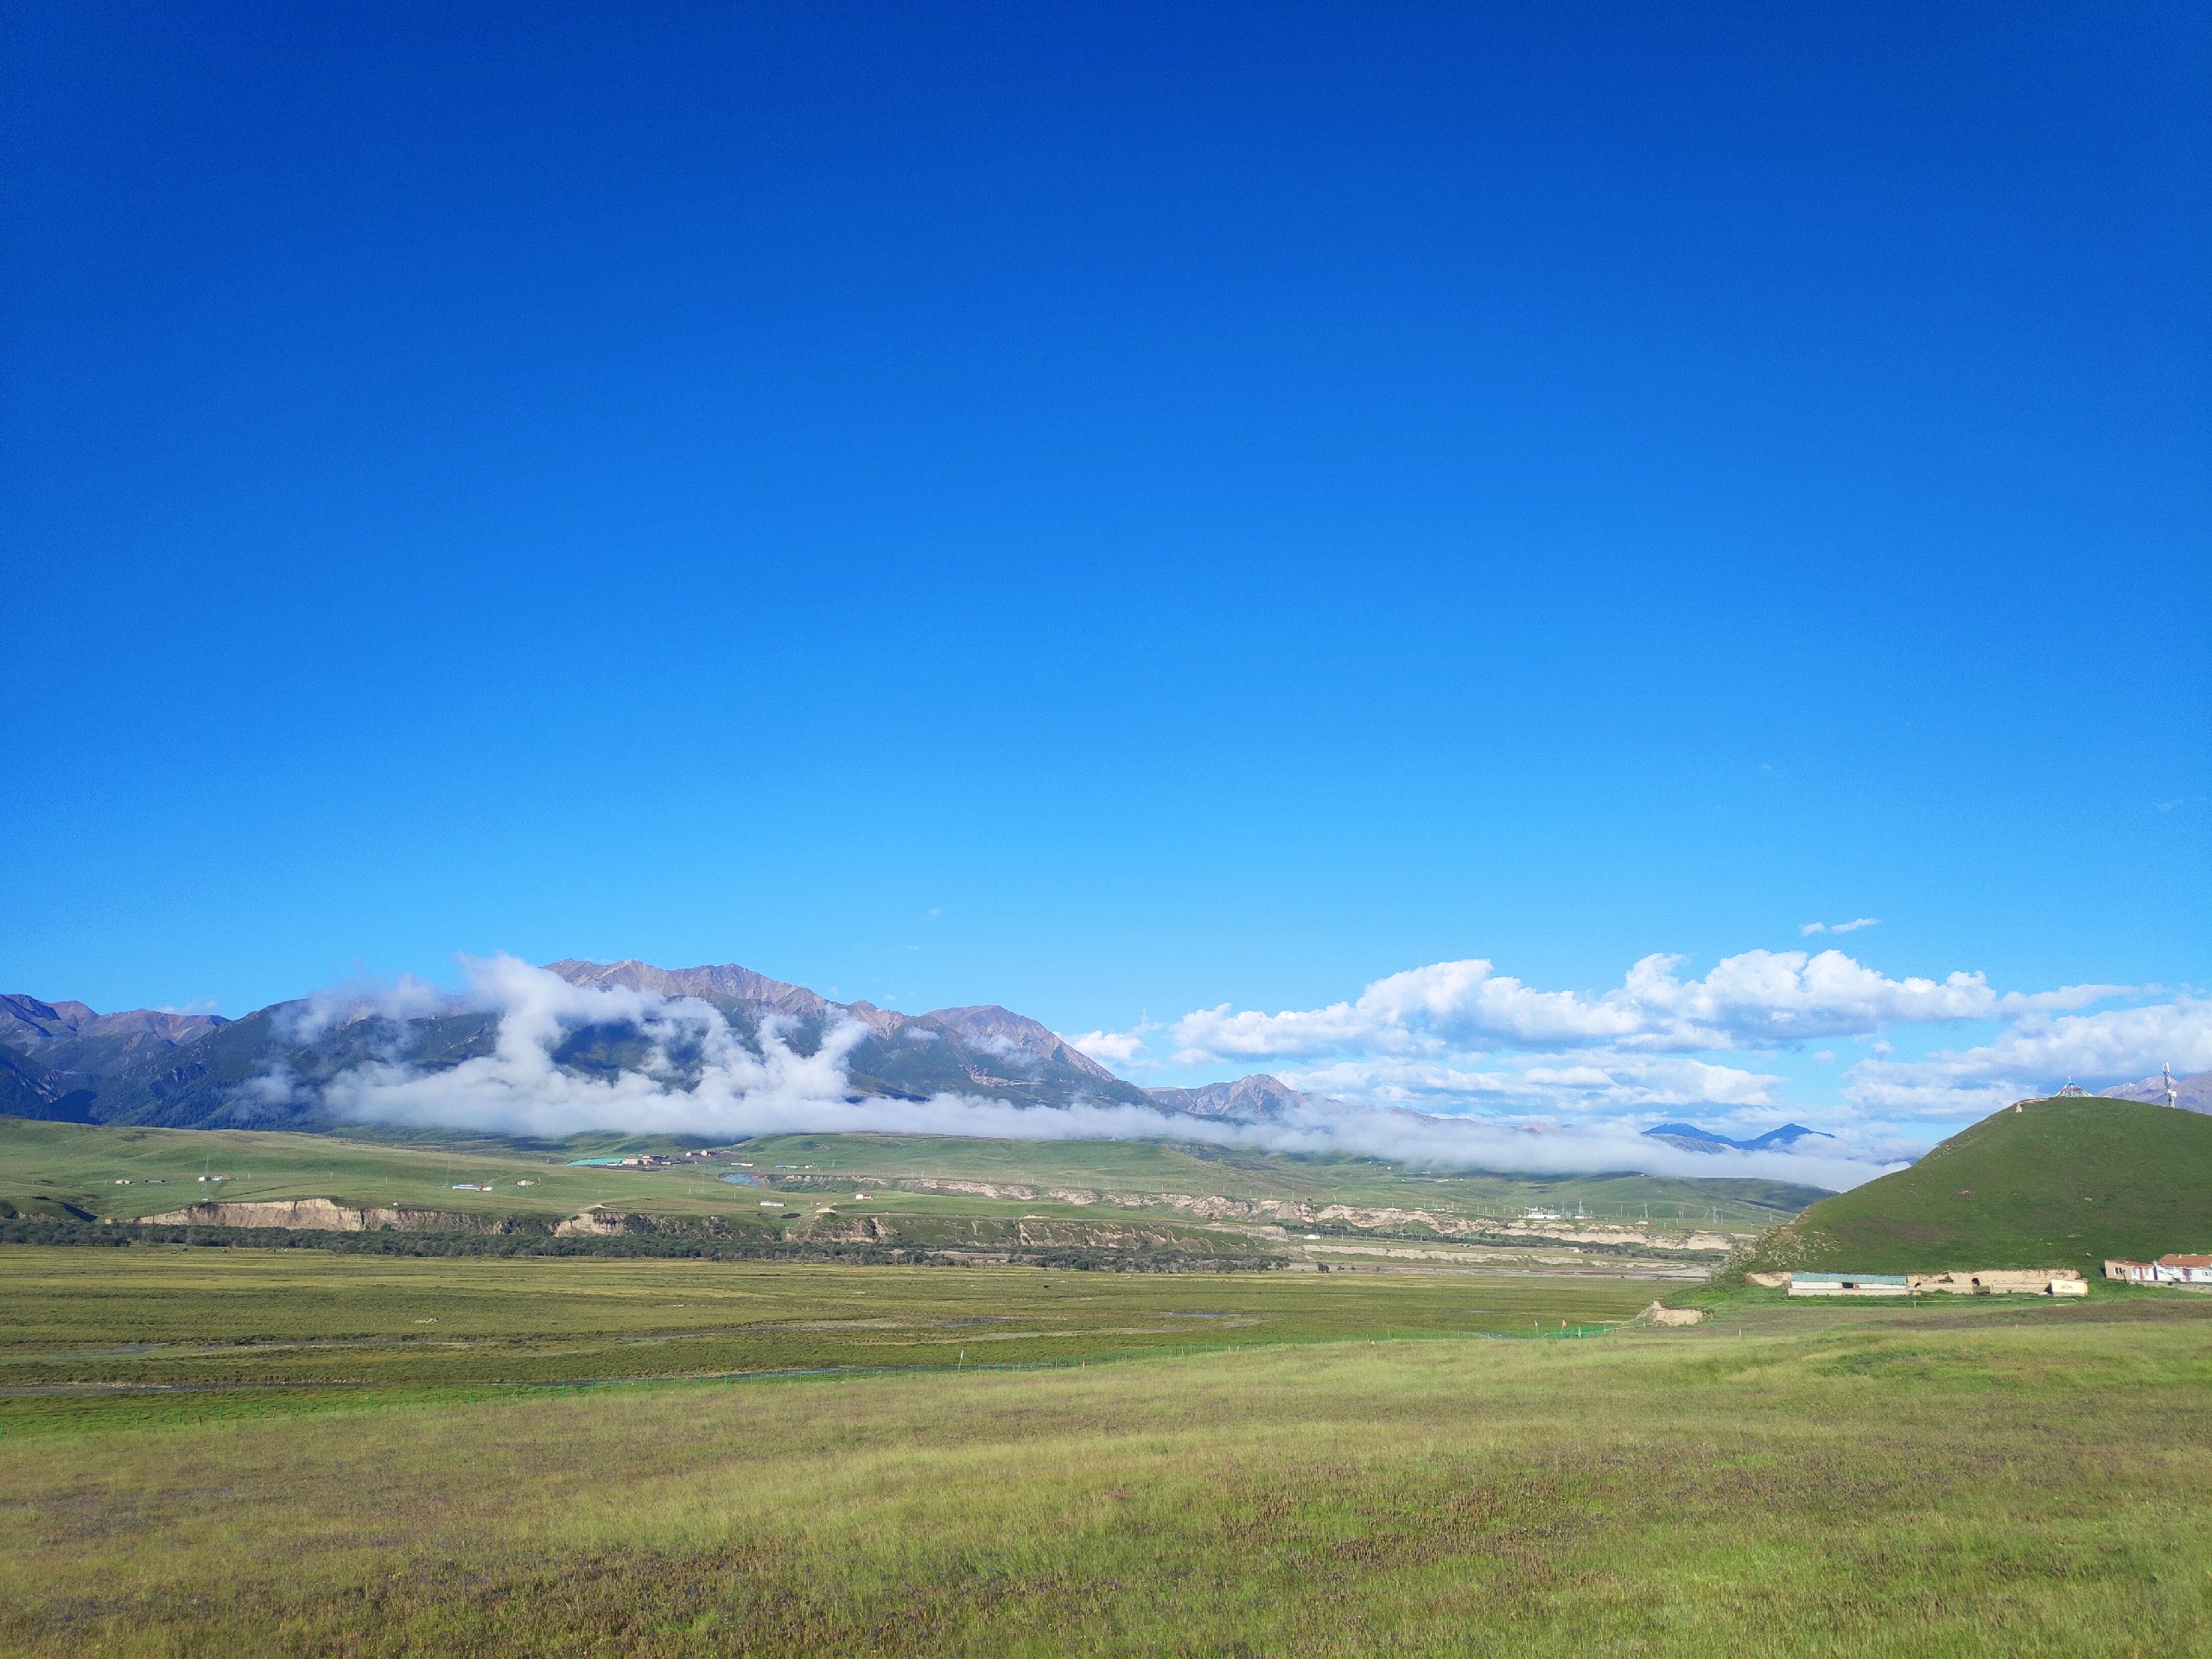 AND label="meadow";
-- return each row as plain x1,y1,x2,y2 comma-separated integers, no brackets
1,1246,2207,1655
738,1132,1821,1224
0,1247,1647,1429
0,1118,1815,1232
